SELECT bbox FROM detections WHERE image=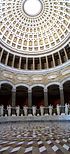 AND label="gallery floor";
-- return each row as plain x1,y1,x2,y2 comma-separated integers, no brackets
0,122,70,154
